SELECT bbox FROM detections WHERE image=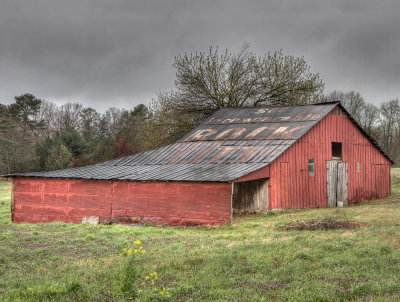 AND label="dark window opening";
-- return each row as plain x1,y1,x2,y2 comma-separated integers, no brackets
308,159,315,176
332,142,342,160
